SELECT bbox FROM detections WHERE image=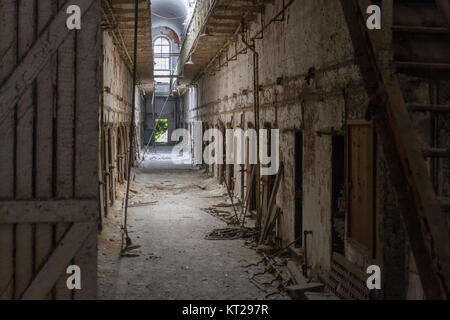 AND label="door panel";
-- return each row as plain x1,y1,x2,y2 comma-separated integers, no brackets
347,122,375,254
0,0,100,300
